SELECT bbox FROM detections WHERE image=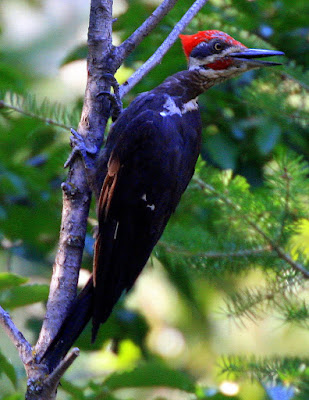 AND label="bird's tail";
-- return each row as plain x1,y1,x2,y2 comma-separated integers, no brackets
42,276,94,372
